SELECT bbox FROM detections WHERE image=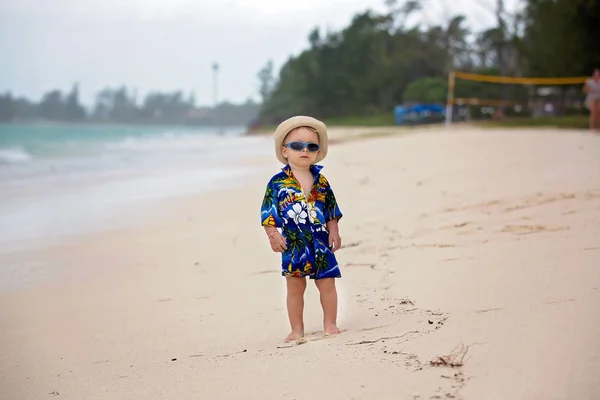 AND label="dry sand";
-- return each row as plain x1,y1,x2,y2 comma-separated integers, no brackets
1,126,599,400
